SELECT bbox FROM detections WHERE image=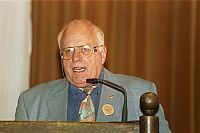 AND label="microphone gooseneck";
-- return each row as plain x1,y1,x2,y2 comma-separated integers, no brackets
86,78,128,122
